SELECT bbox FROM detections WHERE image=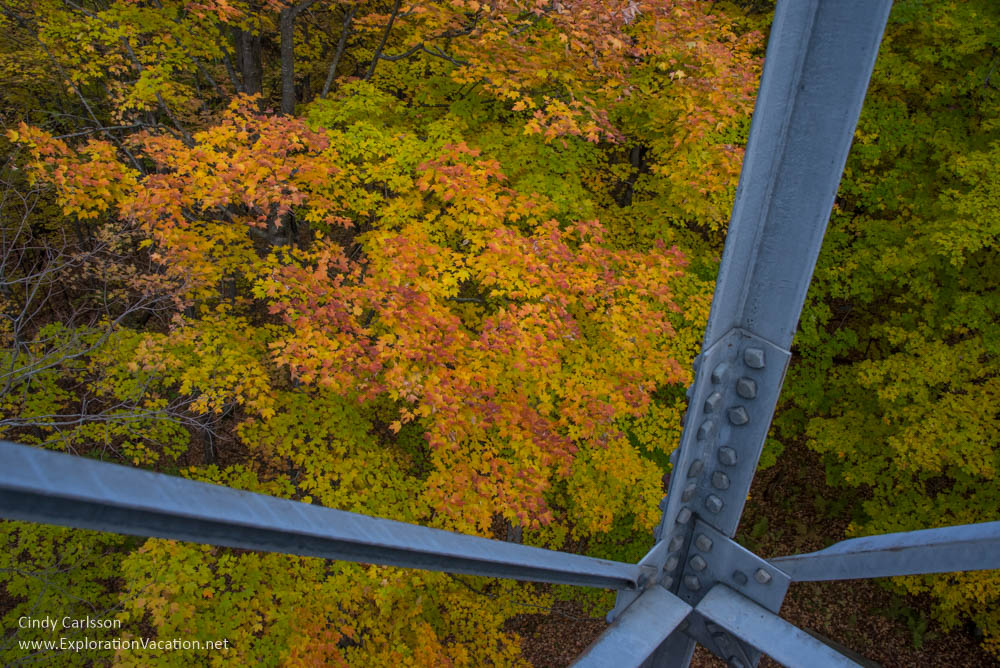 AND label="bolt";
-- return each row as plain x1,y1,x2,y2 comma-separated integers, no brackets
705,494,724,513
711,362,729,384
661,575,674,589
693,355,701,372
712,471,731,490
754,568,772,585
668,535,684,552
732,570,748,585
637,572,650,588
681,481,697,502
744,347,765,368
728,406,750,425
676,507,692,524
690,555,707,572
688,459,704,477
685,384,695,400
658,496,669,511
697,419,717,440
683,574,701,591
704,391,723,413
695,534,714,552
718,447,738,466
736,377,757,399
665,556,679,572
